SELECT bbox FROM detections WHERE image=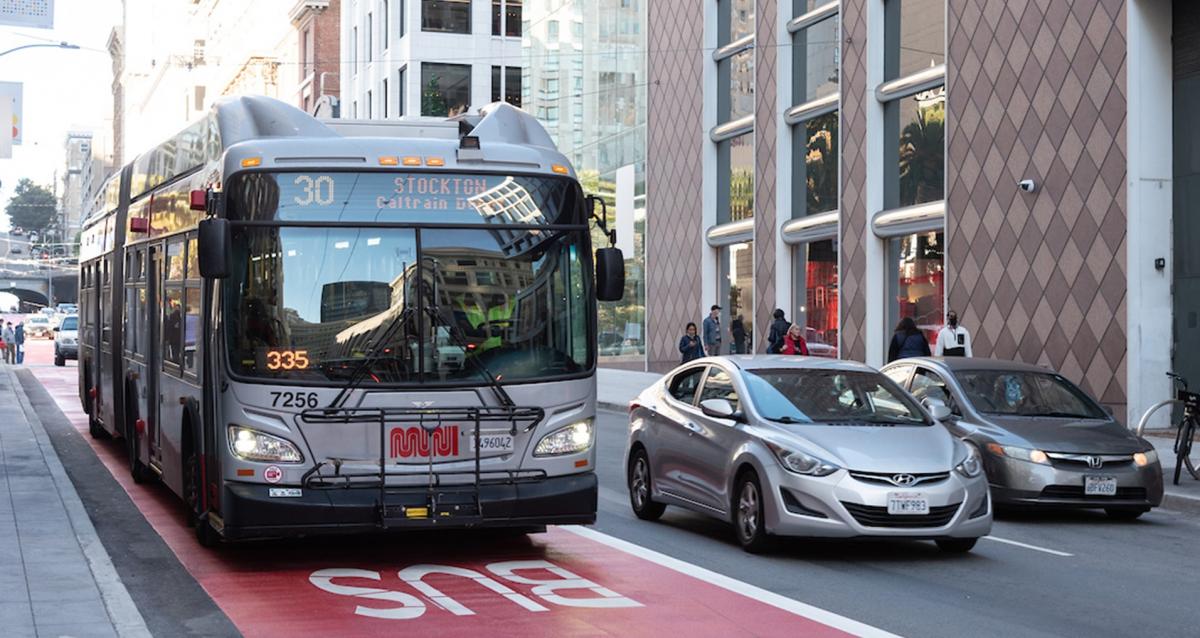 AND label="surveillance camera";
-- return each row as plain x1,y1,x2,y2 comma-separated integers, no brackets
1018,179,1037,193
